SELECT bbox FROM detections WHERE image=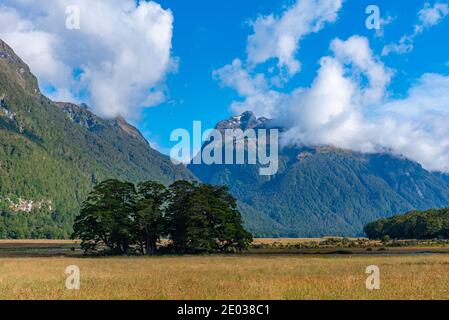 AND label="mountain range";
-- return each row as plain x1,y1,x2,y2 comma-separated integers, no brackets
189,112,449,237
2,37,449,238
0,39,193,238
